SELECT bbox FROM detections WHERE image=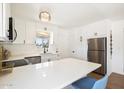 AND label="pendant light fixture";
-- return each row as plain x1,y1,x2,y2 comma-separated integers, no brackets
39,11,51,22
